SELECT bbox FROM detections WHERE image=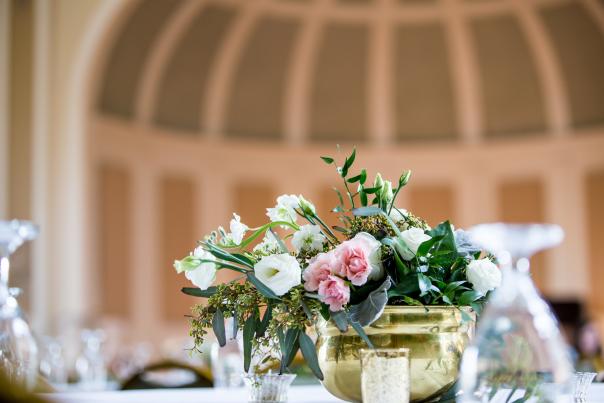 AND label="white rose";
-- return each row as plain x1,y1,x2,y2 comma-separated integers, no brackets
466,258,501,295
254,253,301,296
399,228,431,260
292,224,326,253
184,248,217,290
228,213,248,245
266,194,300,225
